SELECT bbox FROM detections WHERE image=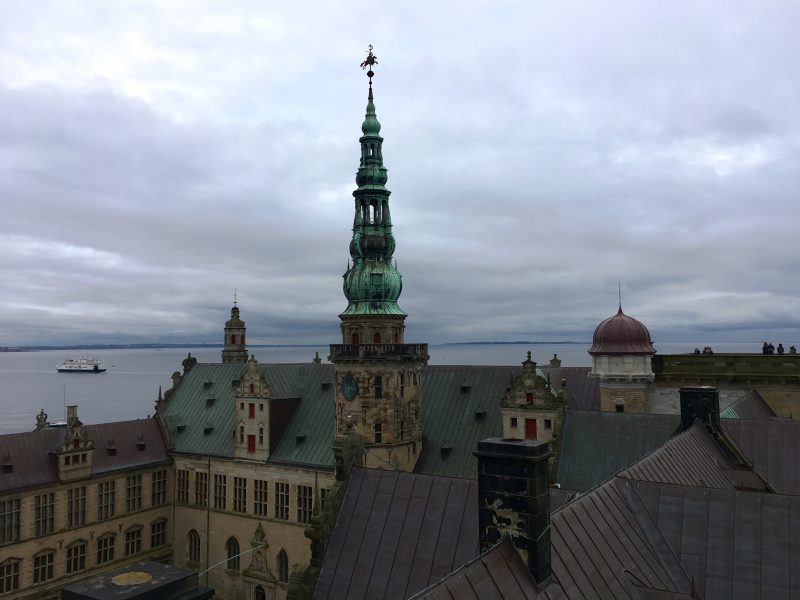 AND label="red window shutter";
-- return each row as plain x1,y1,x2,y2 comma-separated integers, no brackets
247,435,256,453
249,403,255,418
373,332,381,343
